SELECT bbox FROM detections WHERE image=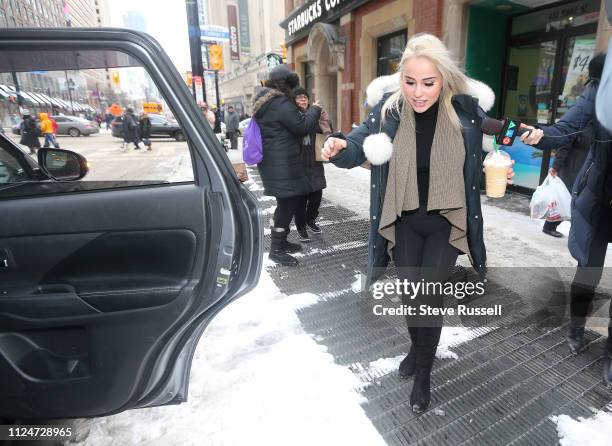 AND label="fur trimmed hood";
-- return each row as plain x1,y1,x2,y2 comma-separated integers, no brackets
252,87,285,116
365,72,495,112
361,72,495,166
